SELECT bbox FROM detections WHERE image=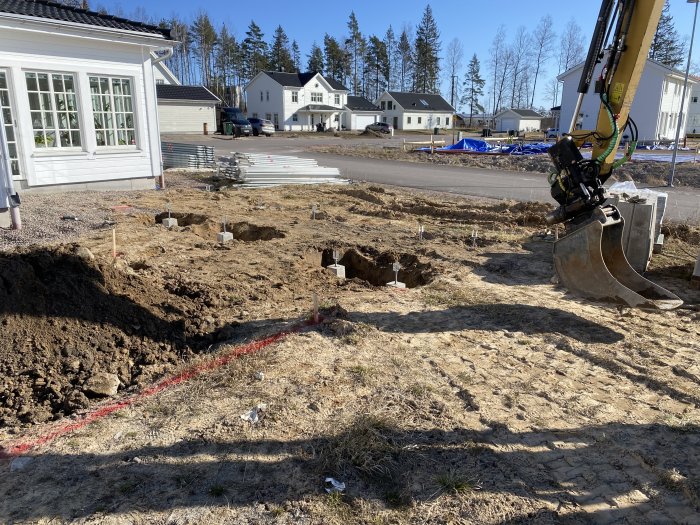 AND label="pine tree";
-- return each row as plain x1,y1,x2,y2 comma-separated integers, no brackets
324,35,349,84
397,29,413,92
241,21,268,81
307,43,324,73
346,12,364,94
191,12,218,87
365,36,389,101
291,40,301,72
269,25,294,72
461,54,485,125
649,0,685,68
215,25,242,105
413,5,441,93
384,26,397,91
